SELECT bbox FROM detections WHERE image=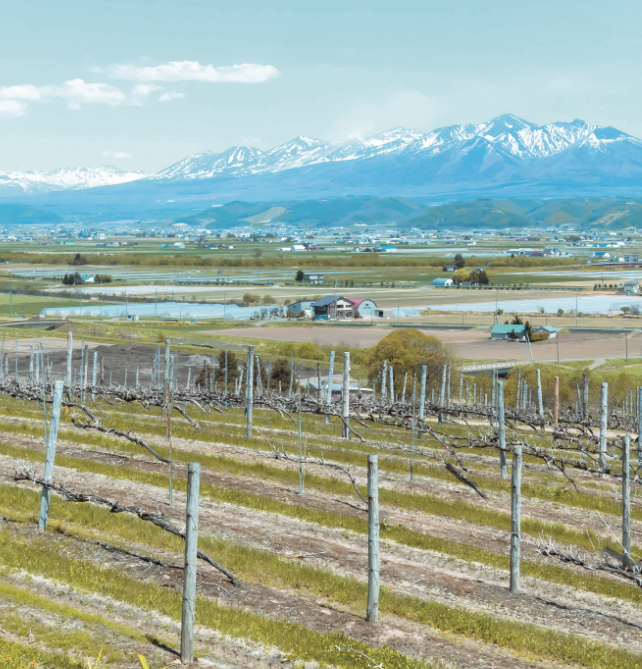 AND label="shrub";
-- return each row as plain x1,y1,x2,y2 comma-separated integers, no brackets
530,332,549,342
296,342,326,361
